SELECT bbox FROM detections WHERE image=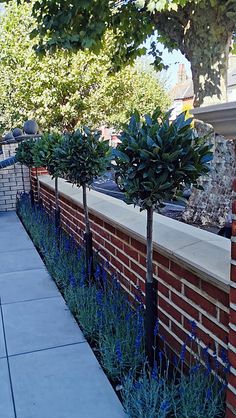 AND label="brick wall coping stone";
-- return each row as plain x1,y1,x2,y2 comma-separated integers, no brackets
2,134,42,145
191,101,236,139
39,175,230,292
